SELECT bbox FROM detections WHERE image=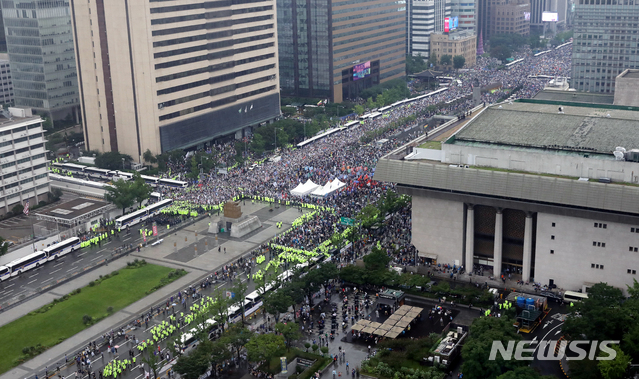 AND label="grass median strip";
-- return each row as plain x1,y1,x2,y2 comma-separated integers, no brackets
0,260,187,374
